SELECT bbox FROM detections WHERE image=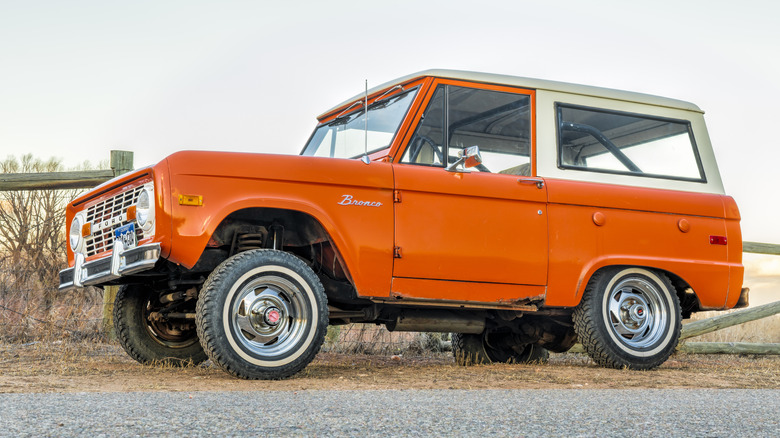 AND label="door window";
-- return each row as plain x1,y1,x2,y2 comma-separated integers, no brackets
401,85,532,175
